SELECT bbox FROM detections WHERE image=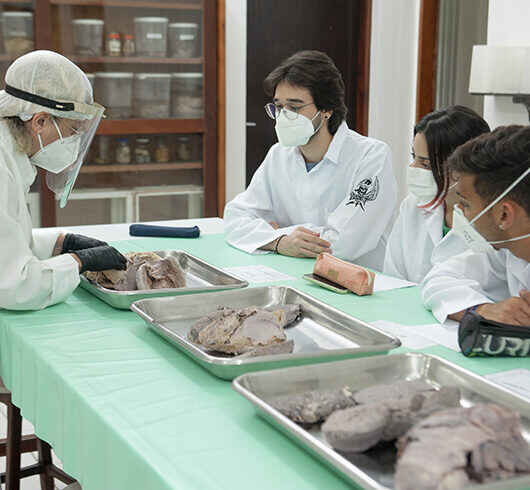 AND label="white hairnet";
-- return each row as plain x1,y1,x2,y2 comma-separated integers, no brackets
0,50,93,121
